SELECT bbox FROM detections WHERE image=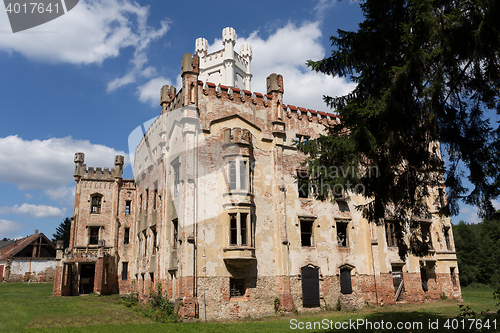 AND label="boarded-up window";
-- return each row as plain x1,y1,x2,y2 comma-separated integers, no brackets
301,266,320,306
340,268,352,294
